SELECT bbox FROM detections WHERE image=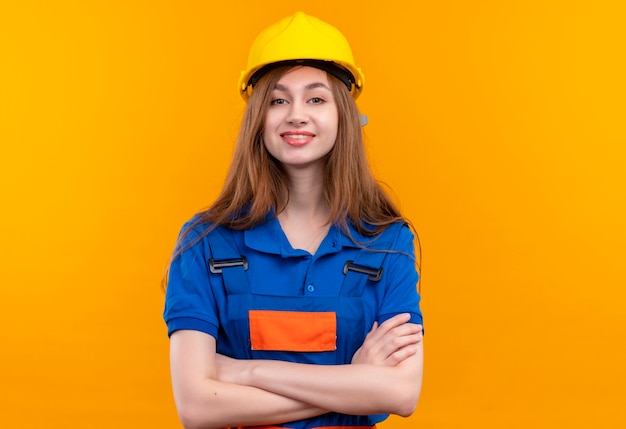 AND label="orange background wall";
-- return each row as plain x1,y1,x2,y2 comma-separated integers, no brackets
1,1,624,428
